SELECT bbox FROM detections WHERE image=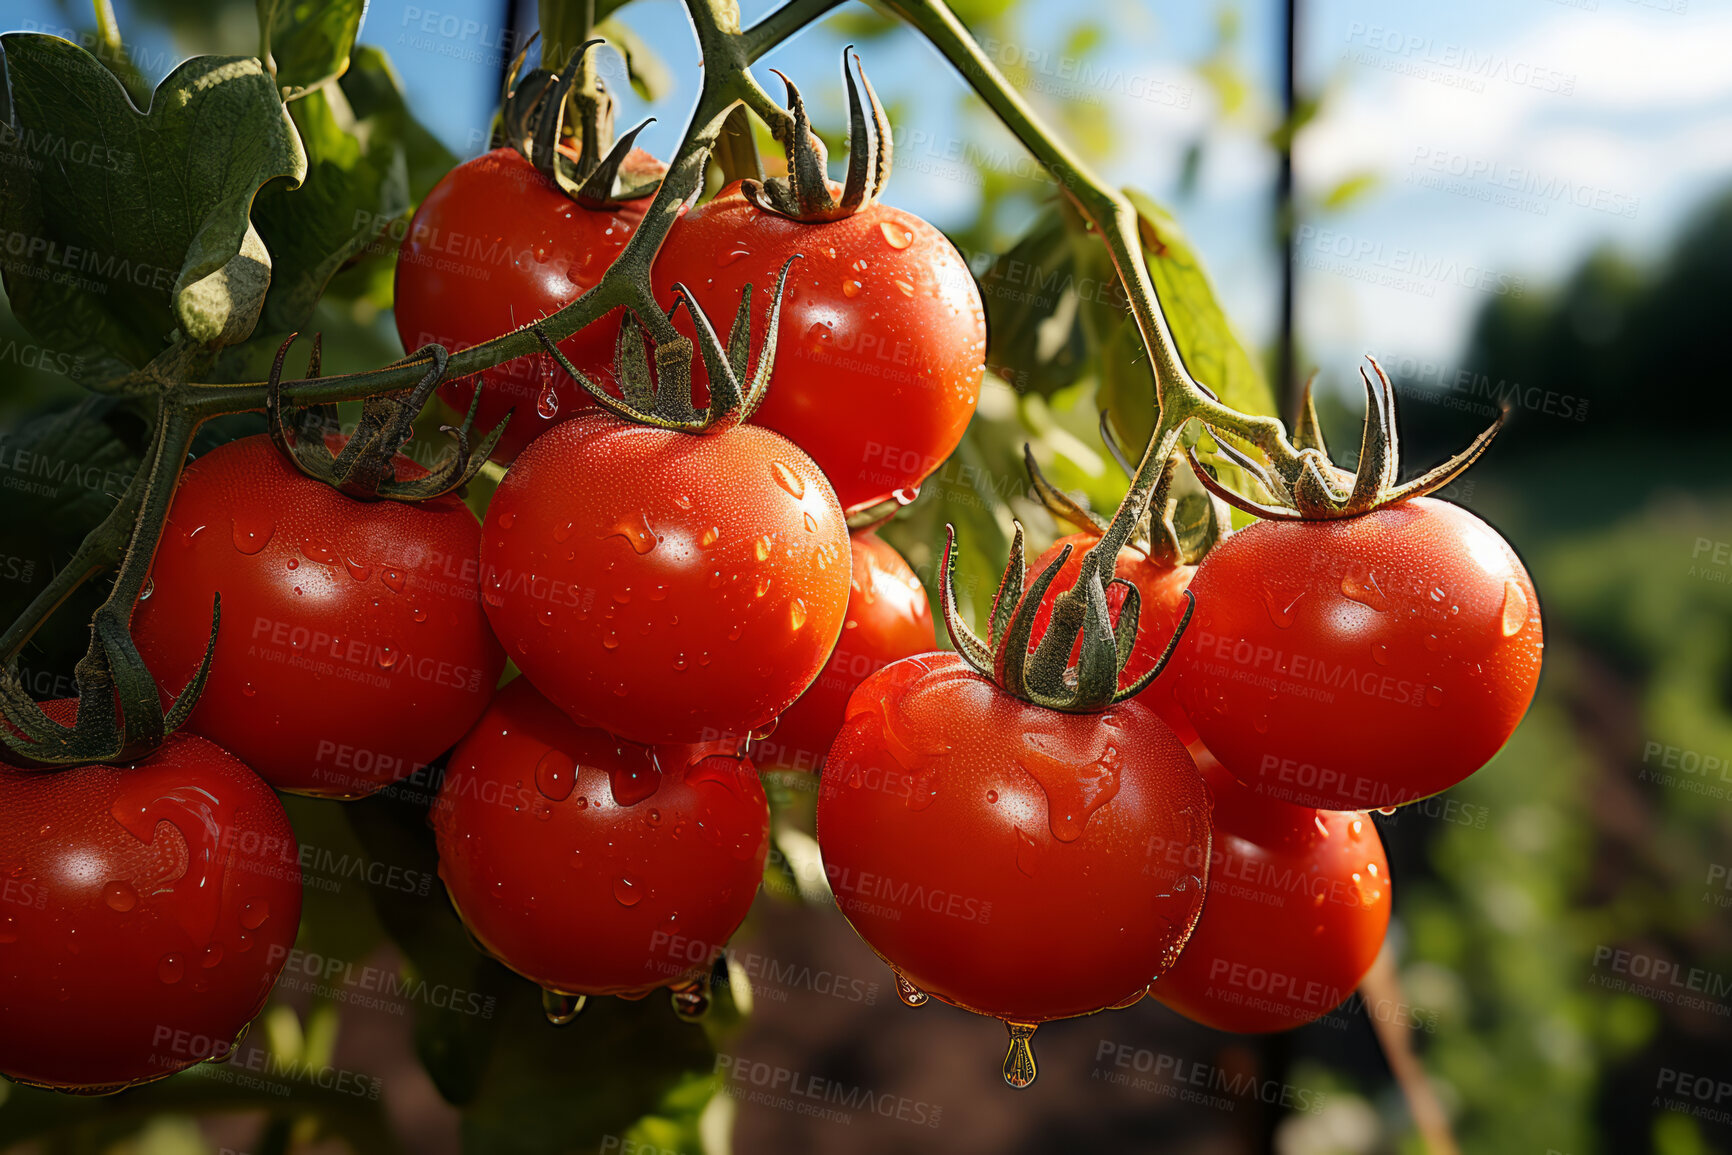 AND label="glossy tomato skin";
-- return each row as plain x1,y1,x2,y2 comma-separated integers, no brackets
0,708,302,1092
1150,743,1390,1033
1174,498,1542,810
757,531,934,773
393,147,656,462
481,412,850,745
653,183,985,514
816,653,1210,1023
432,678,769,996
1026,532,1198,743
134,435,506,799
